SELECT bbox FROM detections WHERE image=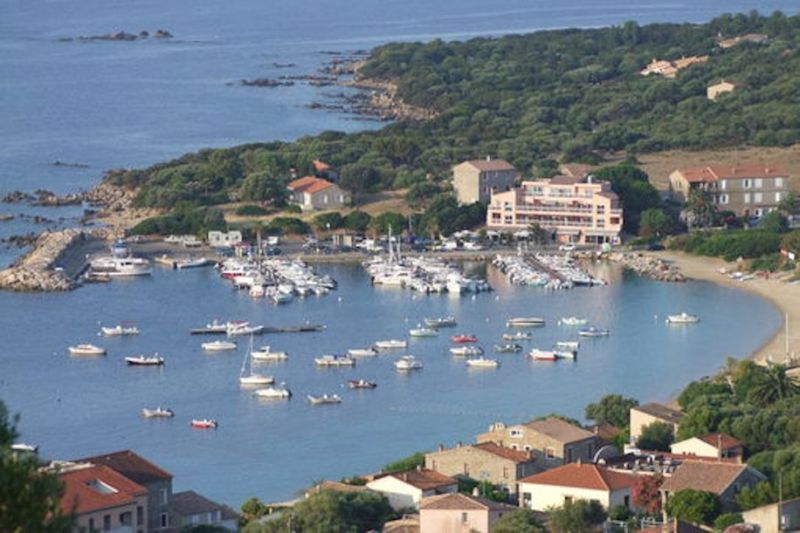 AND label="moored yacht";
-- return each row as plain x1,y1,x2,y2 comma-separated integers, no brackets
125,355,165,366
314,355,355,367
507,317,546,327
409,326,438,337
307,394,342,405
666,312,700,324
202,340,237,351
348,347,378,357
68,344,106,356
375,339,407,349
101,325,139,336
465,357,500,368
450,345,484,356
251,346,288,362
394,355,423,371
142,407,174,418
254,384,292,399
